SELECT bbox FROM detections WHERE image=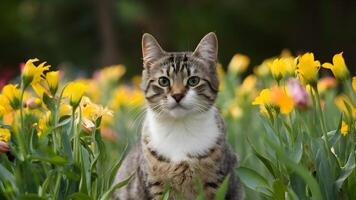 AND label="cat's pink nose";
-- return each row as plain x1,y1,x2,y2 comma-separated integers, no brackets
172,93,184,103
